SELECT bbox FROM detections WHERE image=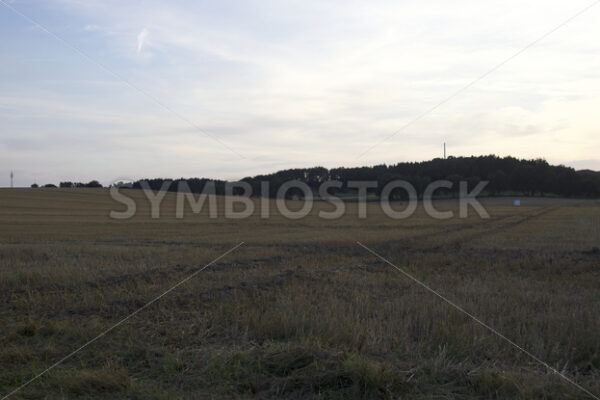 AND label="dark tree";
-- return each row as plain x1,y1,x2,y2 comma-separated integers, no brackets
85,180,103,188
